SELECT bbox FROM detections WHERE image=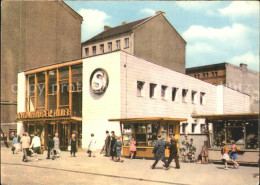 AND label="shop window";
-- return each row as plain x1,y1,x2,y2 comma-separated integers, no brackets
172,87,178,101
71,64,82,91
108,42,112,52
72,91,82,117
124,38,129,48
147,123,160,146
92,46,96,55
161,85,168,100
116,40,121,50
191,90,197,104
59,81,69,106
150,83,157,98
122,124,134,146
200,92,206,105
226,126,244,145
182,89,188,103
85,47,89,57
161,123,168,140
137,81,145,97
134,124,147,146
78,122,82,148
192,124,196,133
246,122,258,149
100,44,104,54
